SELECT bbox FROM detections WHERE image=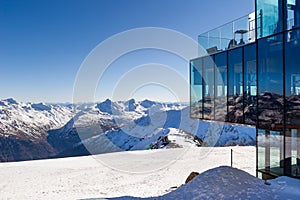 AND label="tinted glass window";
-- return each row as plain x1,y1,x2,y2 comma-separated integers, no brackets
257,34,283,129
214,52,227,121
190,59,203,118
244,44,257,125
228,48,243,123
285,28,300,126
203,56,215,120
257,0,283,38
285,0,300,30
